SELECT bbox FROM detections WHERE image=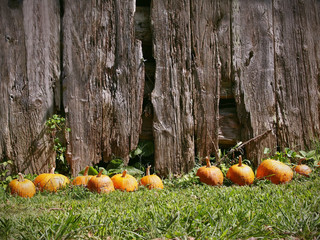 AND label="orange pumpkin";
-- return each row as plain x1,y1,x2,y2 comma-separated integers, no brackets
9,173,36,198
226,156,254,186
294,159,312,177
72,166,93,186
256,159,293,184
33,167,70,192
139,166,164,190
111,170,138,192
196,156,223,186
87,169,114,193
